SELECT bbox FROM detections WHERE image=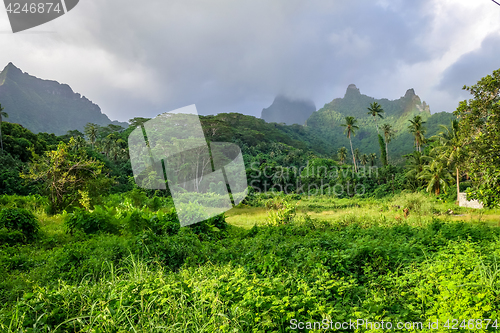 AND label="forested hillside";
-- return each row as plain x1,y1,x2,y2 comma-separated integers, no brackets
0,63,127,135
305,84,455,163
